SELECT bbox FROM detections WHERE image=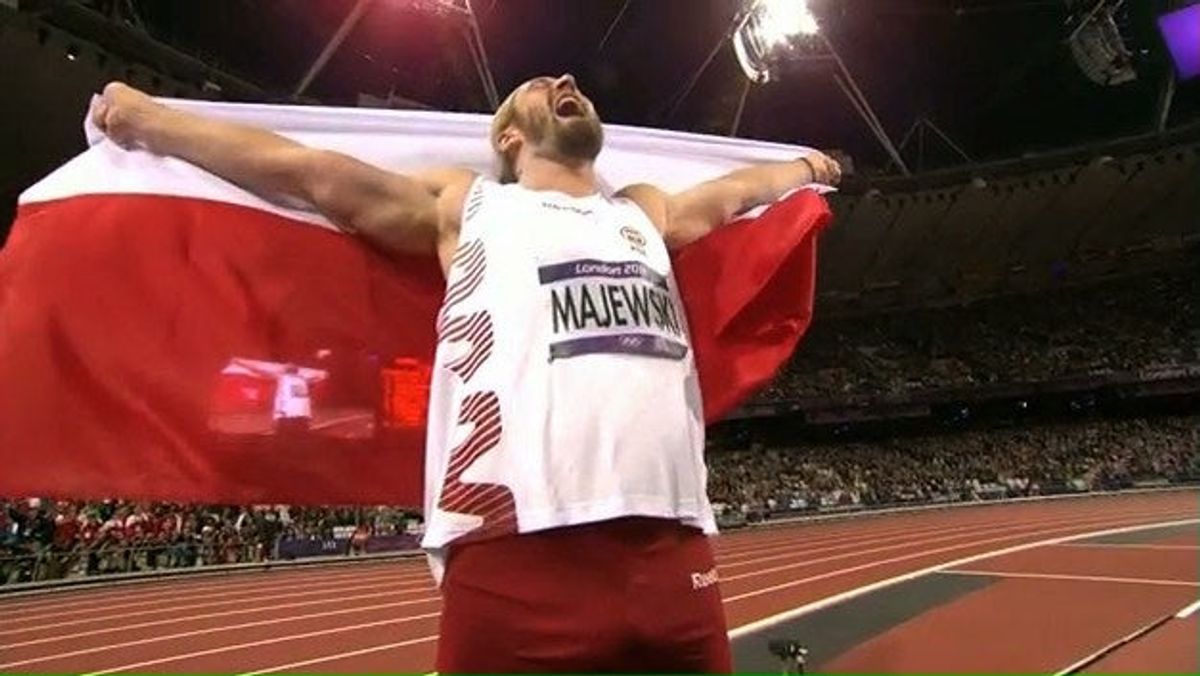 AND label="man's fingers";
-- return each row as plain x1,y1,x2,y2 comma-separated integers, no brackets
802,152,842,185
